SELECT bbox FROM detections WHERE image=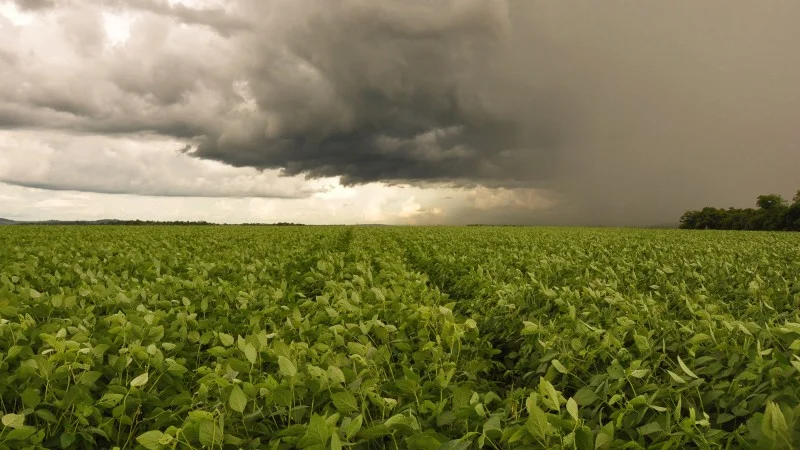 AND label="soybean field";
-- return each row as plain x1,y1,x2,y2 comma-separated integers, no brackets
1,226,799,449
